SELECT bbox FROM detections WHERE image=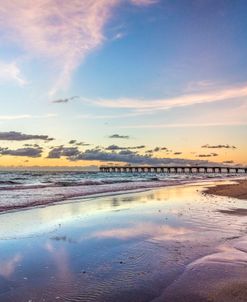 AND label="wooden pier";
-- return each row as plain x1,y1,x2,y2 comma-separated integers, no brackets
100,166,247,174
